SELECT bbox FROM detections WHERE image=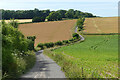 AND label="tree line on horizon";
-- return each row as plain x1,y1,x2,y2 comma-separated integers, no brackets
2,8,96,21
